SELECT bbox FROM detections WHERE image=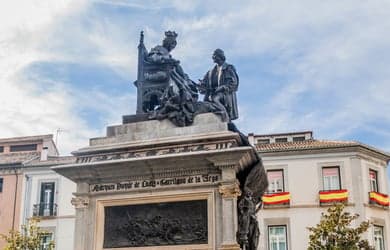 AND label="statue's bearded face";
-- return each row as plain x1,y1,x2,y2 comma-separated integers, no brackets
212,53,224,65
163,38,177,51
